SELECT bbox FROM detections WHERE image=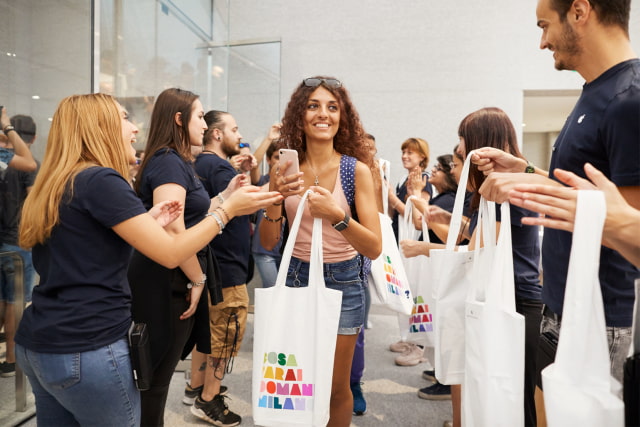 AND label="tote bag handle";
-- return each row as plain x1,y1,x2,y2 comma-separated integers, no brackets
555,190,608,386
275,190,324,290
380,159,390,214
446,149,477,251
